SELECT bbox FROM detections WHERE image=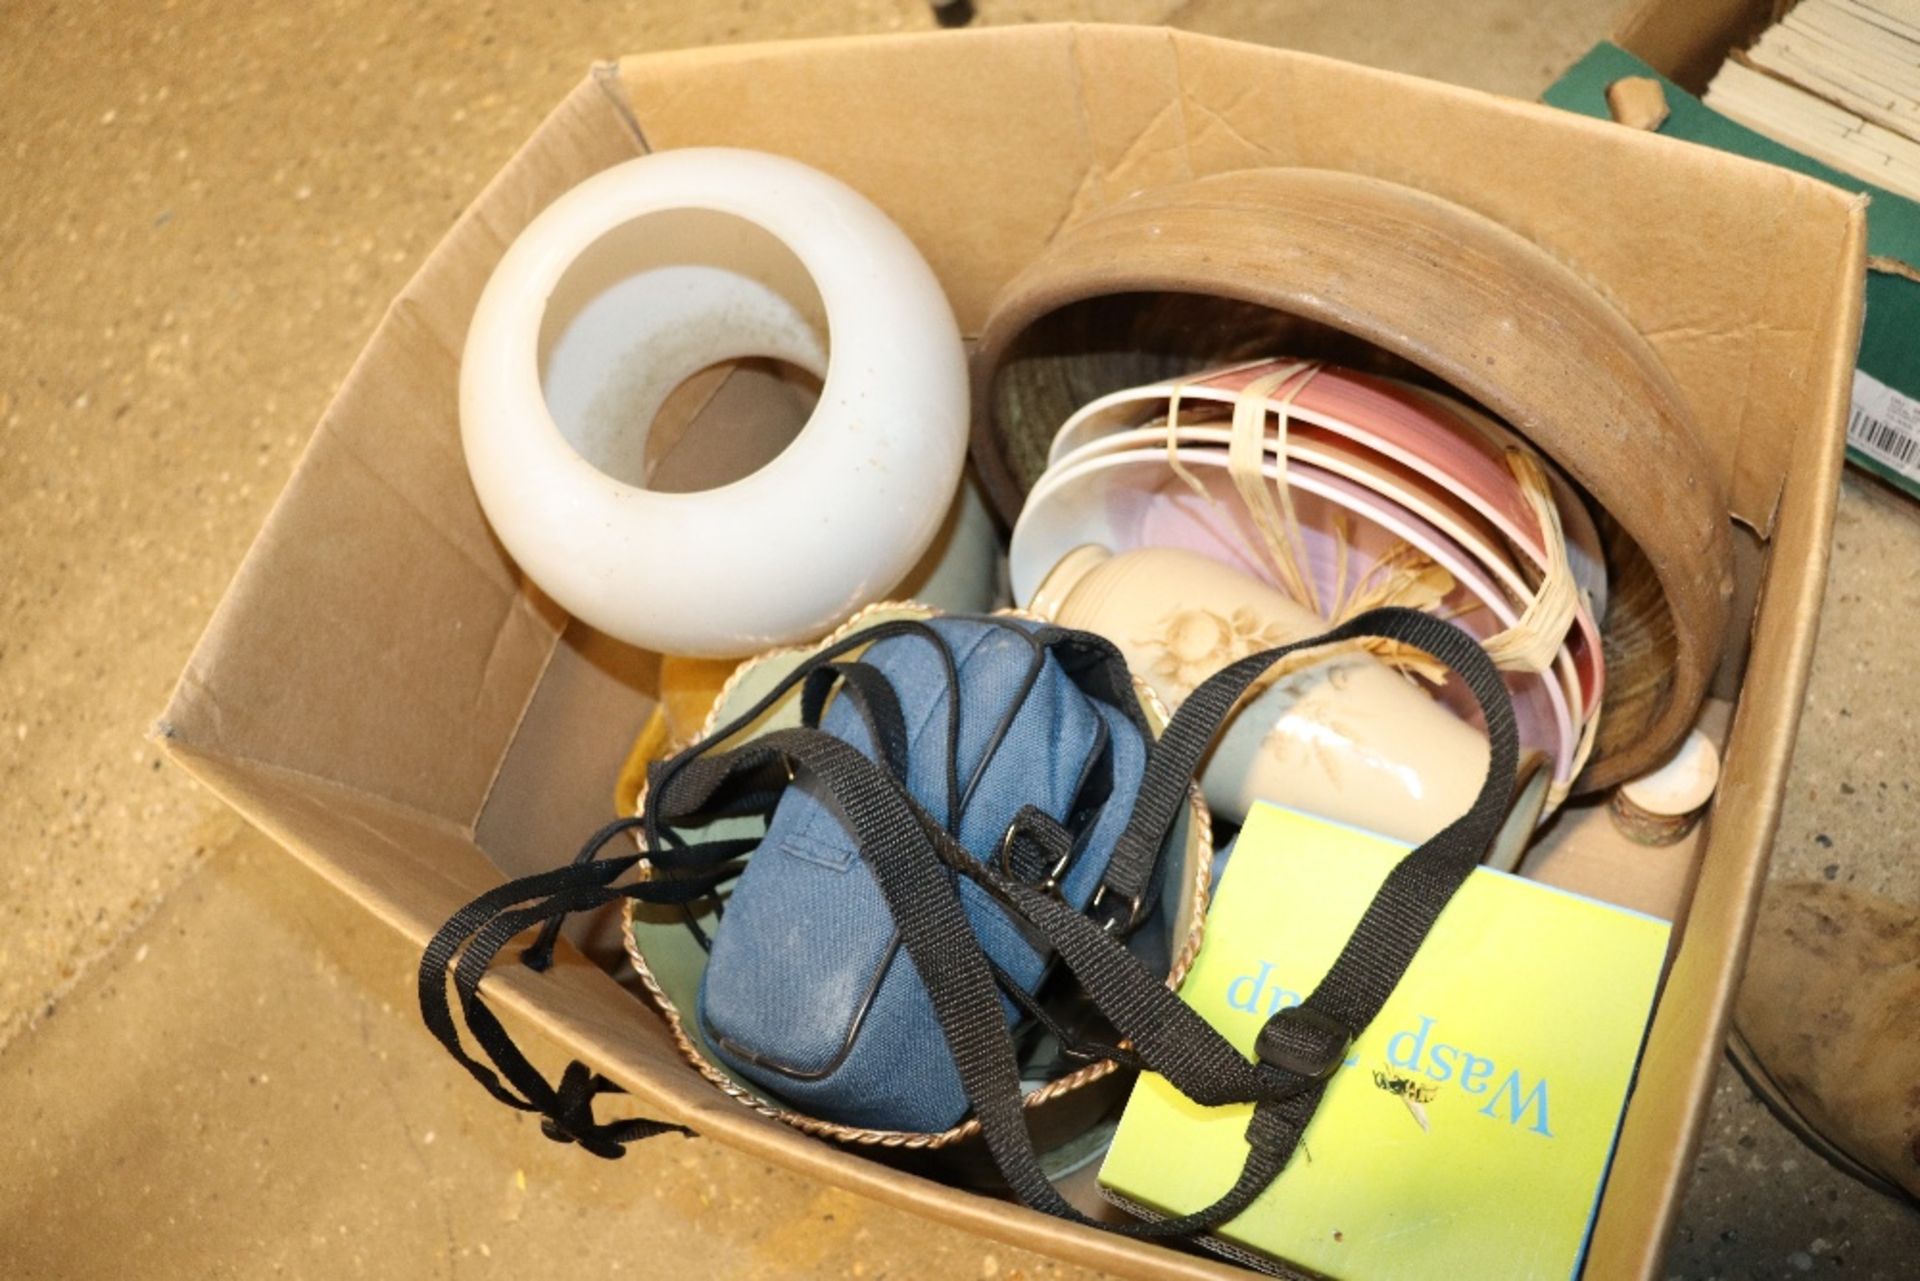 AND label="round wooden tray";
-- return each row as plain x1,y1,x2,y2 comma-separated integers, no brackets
971,167,1732,791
